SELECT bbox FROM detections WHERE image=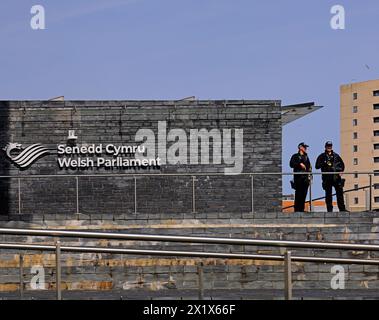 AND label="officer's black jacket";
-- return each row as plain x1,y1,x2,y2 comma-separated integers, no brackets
289,152,311,183
315,151,345,181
